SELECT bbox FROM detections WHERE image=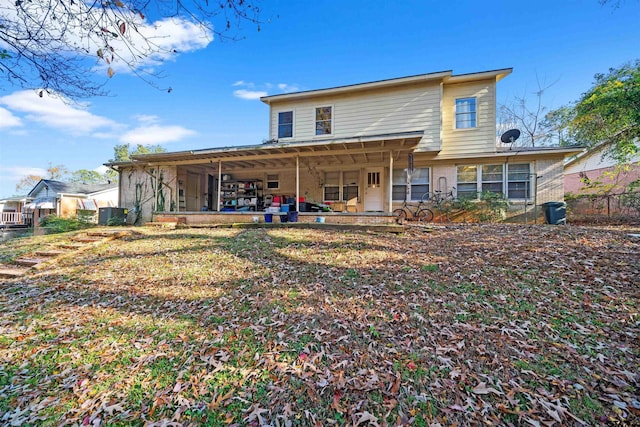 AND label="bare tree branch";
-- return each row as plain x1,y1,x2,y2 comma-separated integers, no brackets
0,0,264,99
